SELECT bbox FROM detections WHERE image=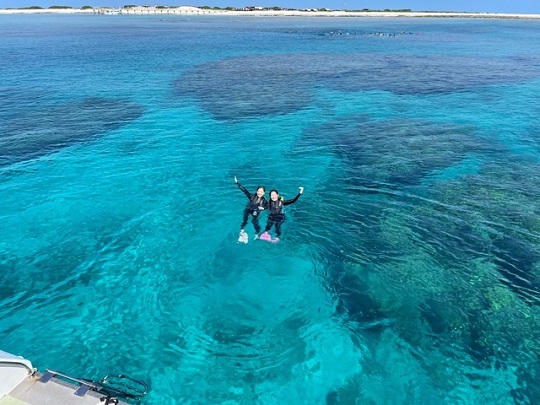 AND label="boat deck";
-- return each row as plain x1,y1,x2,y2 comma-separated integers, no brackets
1,372,121,405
